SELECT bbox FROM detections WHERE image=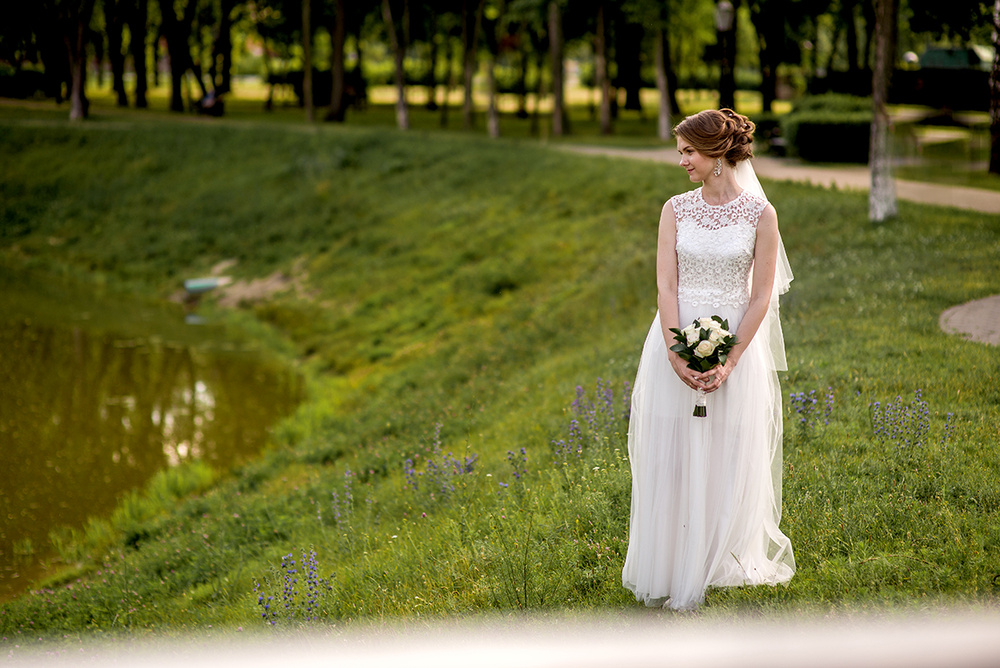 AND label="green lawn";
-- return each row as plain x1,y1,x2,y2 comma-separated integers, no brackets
1,102,998,640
